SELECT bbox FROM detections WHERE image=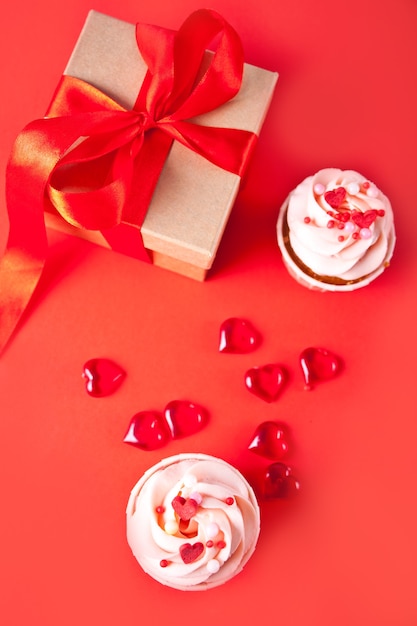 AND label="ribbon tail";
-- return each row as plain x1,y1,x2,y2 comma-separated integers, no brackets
0,158,48,355
101,128,174,261
0,114,111,355
0,245,47,355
